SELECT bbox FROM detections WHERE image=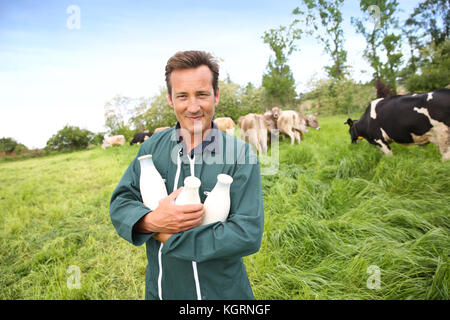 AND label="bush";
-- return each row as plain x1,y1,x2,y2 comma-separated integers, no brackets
0,137,28,154
405,40,450,92
302,78,376,116
46,125,94,151
0,137,19,153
